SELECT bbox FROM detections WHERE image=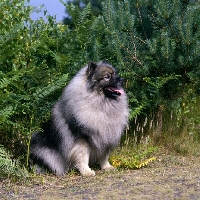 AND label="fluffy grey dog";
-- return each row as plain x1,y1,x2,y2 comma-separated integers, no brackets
30,61,129,176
